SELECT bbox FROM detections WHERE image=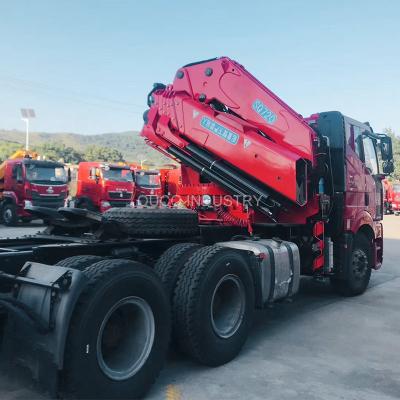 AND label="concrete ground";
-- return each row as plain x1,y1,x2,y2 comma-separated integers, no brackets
0,216,399,399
